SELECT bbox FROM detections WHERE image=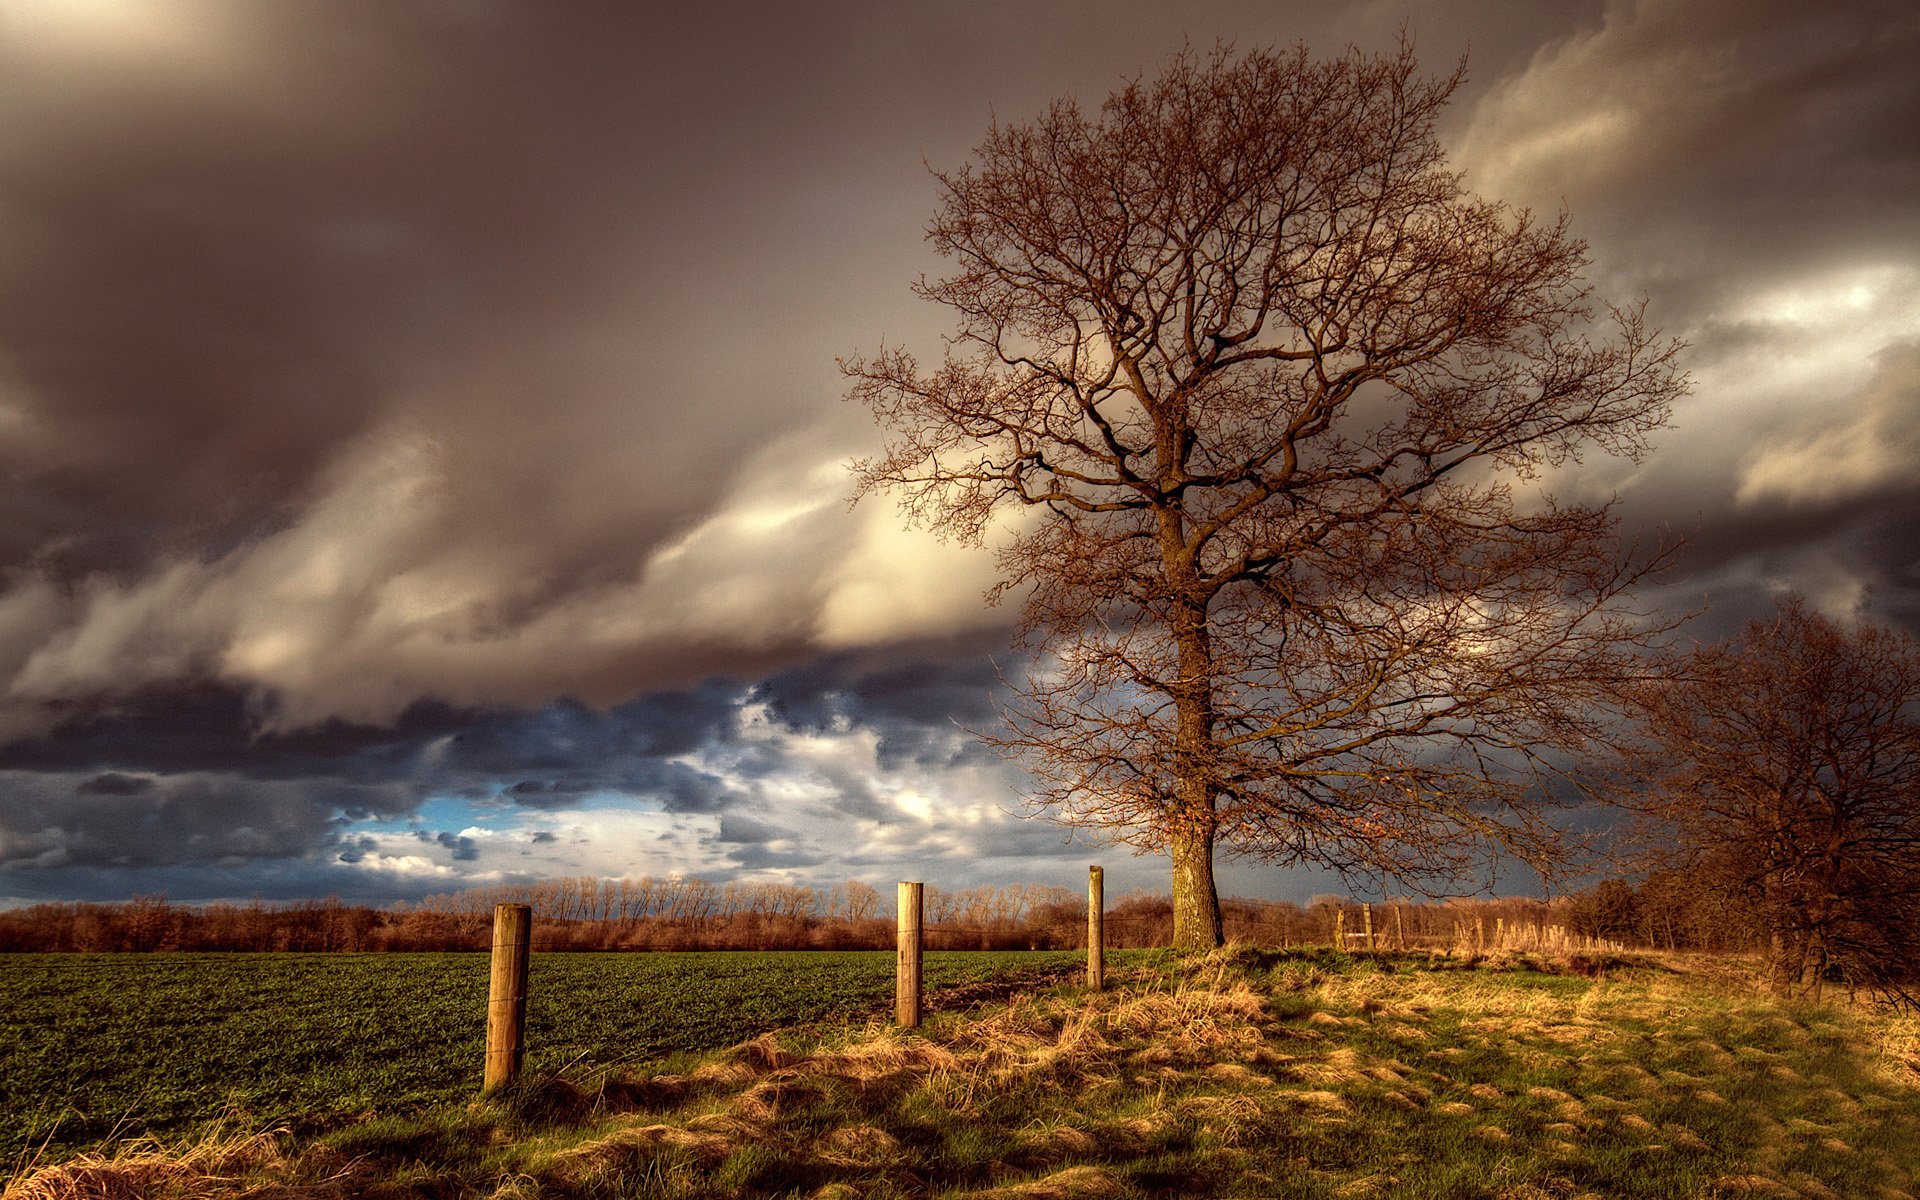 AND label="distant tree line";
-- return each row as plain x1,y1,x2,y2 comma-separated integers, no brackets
0,875,1752,956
